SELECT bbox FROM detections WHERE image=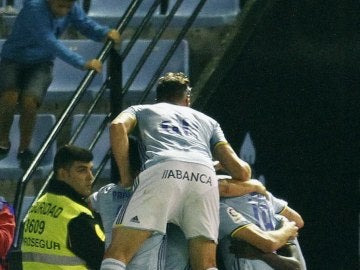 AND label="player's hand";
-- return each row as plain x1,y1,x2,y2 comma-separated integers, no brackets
248,179,268,198
84,59,102,73
106,29,121,44
281,220,299,240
